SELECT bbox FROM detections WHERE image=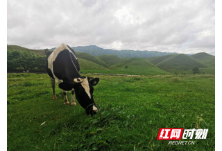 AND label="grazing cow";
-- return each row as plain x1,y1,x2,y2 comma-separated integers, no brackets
46,43,99,116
